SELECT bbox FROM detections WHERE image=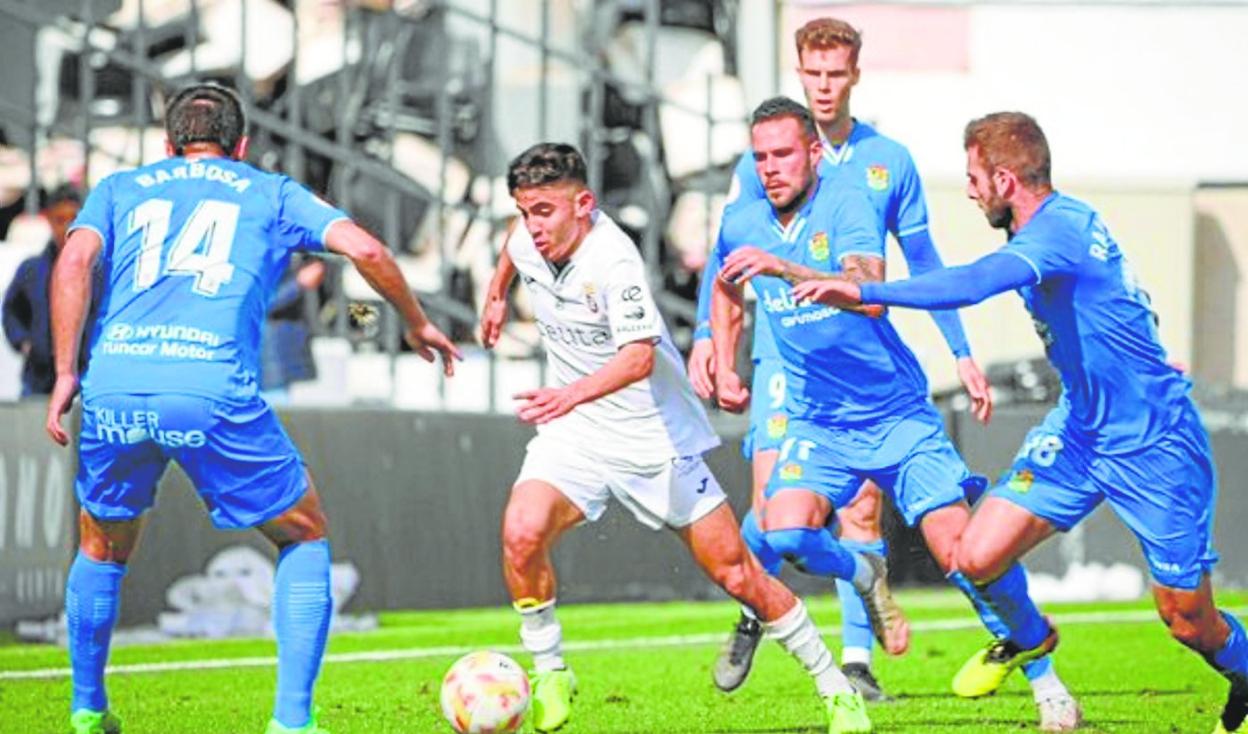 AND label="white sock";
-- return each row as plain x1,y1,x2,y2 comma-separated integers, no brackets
764,600,854,697
516,598,565,673
1030,666,1068,701
841,646,872,667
